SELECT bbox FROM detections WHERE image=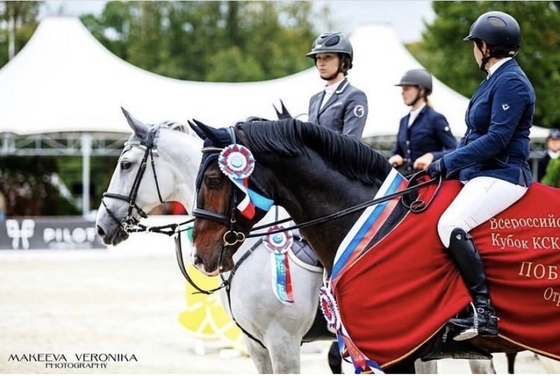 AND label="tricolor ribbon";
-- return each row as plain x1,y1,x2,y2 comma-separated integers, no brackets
332,169,407,286
218,144,274,219
319,168,409,374
264,226,294,304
